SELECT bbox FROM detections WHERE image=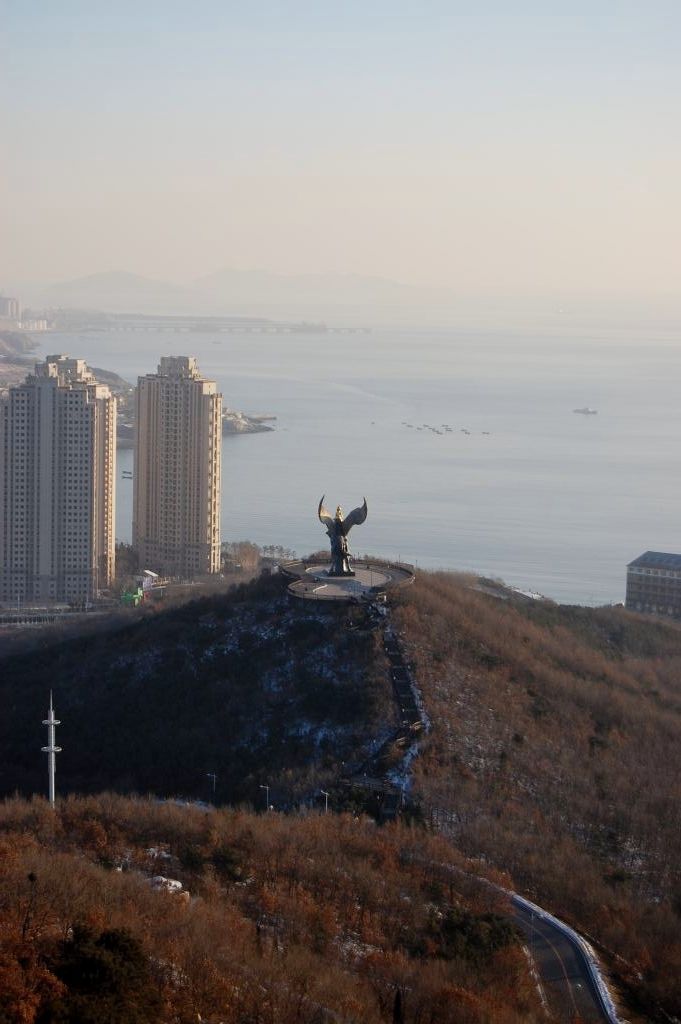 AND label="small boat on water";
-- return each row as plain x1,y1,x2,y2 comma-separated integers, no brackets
573,407,598,415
